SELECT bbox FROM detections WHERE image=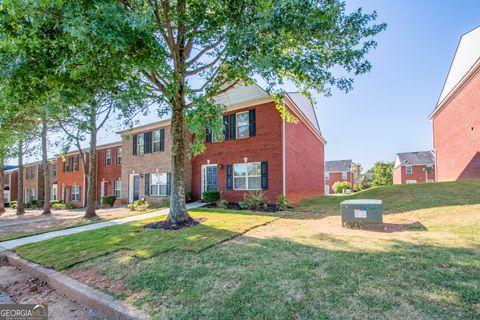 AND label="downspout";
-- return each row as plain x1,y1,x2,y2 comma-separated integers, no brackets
282,101,286,197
